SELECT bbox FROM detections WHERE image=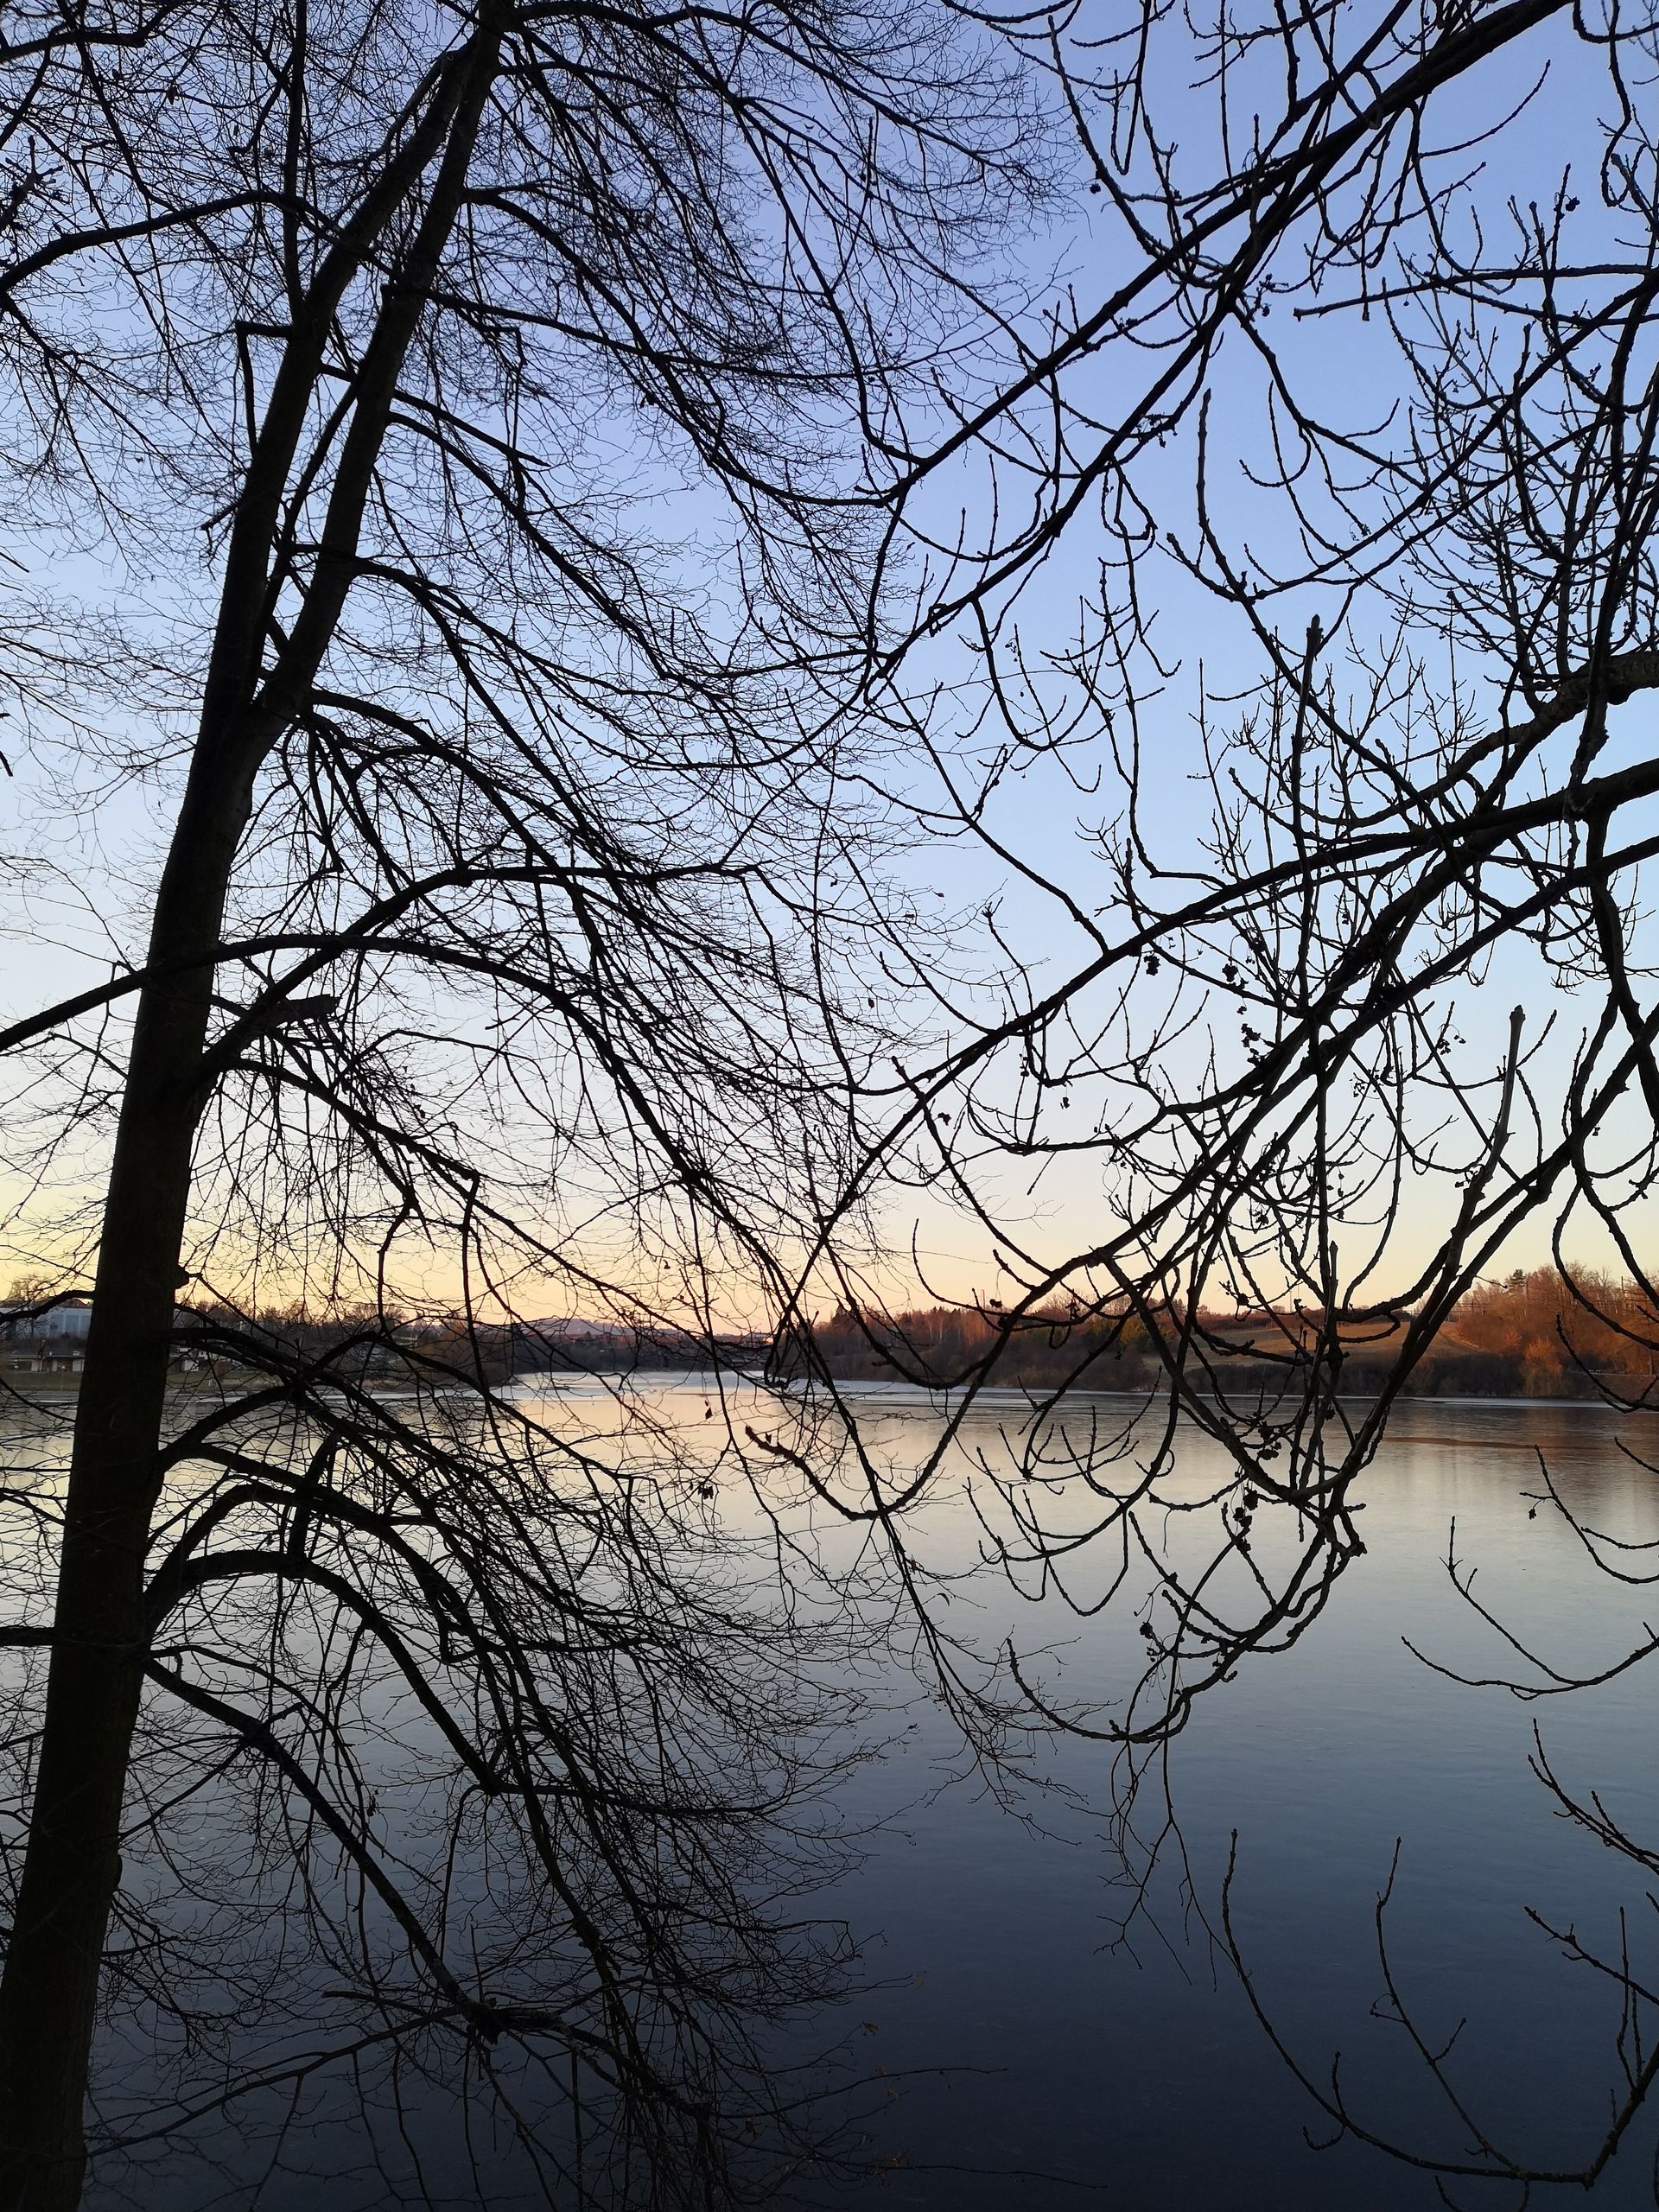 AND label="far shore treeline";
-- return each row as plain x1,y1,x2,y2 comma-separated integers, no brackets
25,1266,1644,1402
786,1269,1659,1401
